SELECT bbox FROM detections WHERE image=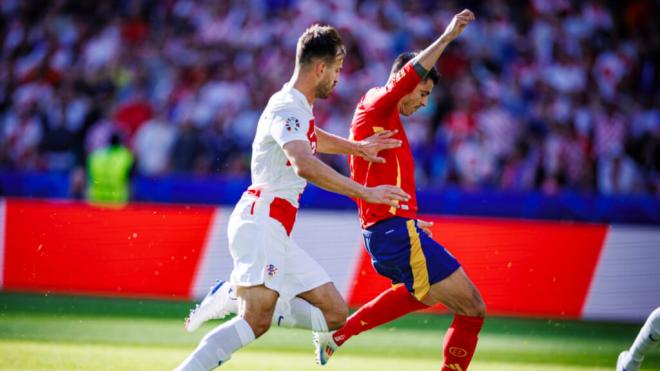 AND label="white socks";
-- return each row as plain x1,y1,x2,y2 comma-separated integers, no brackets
223,289,329,332
629,307,660,363
271,297,330,332
175,317,255,371
222,286,327,332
